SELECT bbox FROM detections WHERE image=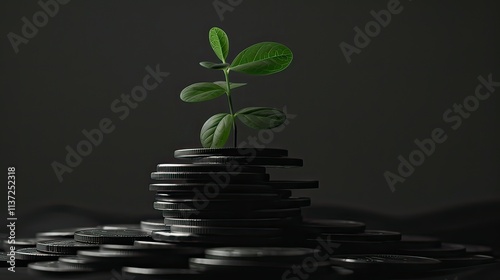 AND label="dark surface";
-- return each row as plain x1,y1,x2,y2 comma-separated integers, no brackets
1,262,499,280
